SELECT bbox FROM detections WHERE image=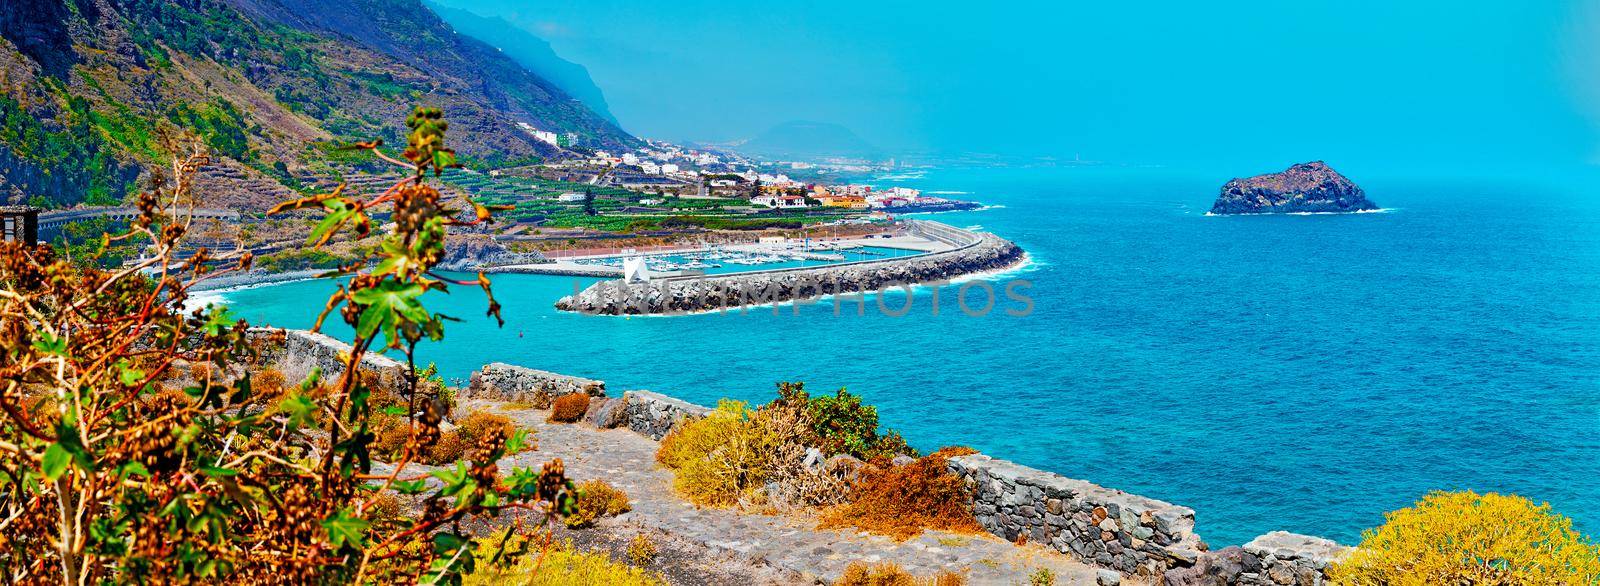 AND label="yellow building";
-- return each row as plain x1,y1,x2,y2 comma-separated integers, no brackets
819,195,869,209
